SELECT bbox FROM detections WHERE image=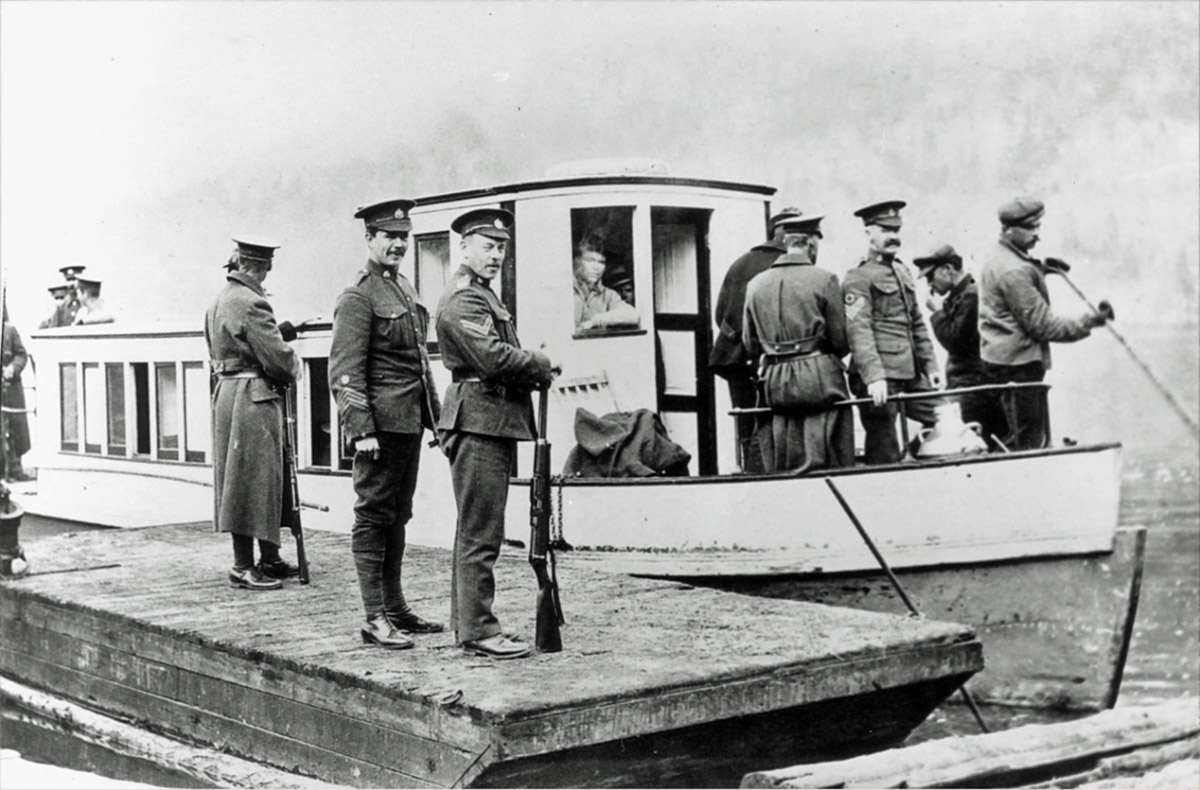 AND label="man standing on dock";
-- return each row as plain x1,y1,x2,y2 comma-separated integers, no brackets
205,237,303,591
915,243,1006,449
979,198,1109,450
329,198,444,651
742,214,853,473
709,207,802,473
843,200,942,464
435,207,558,661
